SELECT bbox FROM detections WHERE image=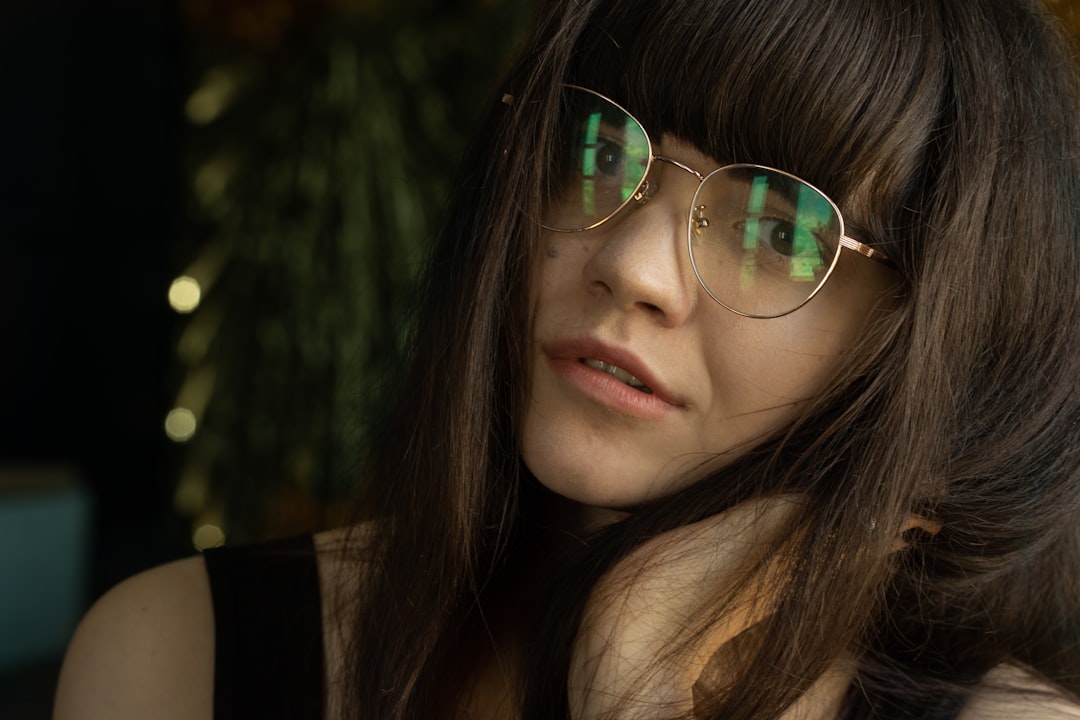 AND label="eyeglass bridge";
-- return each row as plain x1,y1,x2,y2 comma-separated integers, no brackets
632,155,712,234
